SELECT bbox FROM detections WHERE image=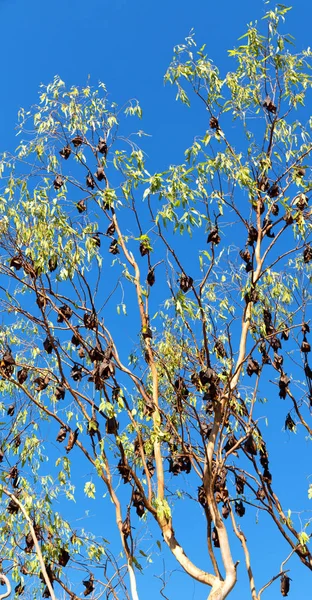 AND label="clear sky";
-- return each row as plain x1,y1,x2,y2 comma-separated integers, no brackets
0,0,309,166
0,1,311,599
